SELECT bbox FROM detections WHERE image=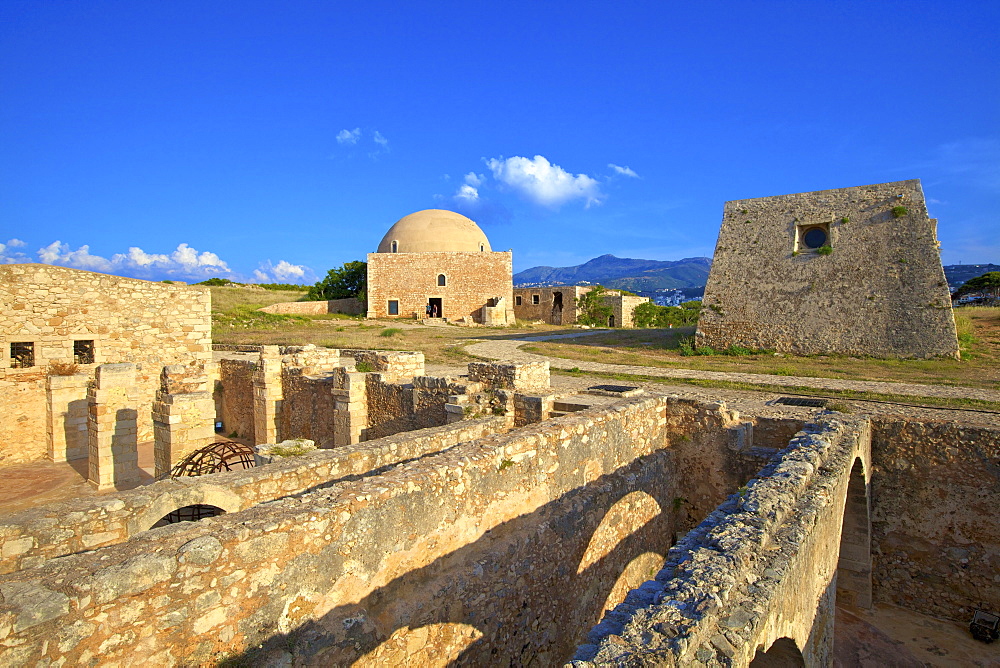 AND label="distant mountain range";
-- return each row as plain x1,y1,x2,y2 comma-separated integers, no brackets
513,256,997,293
944,264,1000,289
513,254,711,291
